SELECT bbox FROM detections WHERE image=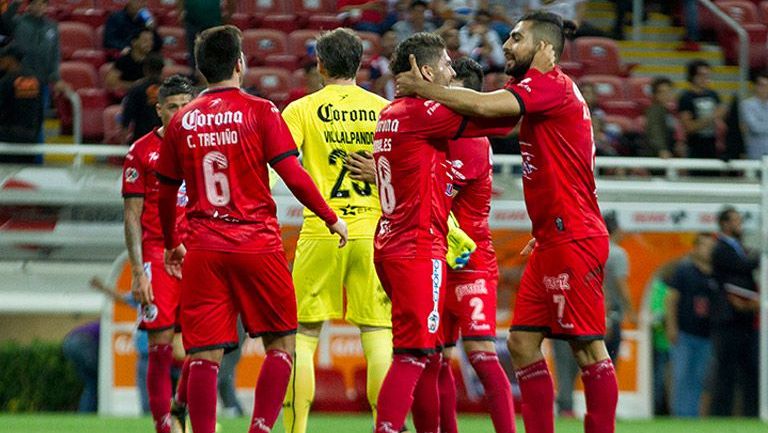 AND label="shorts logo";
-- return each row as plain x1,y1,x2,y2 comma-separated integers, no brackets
455,279,487,302
543,273,570,291
125,167,139,183
428,260,442,334
141,303,158,323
